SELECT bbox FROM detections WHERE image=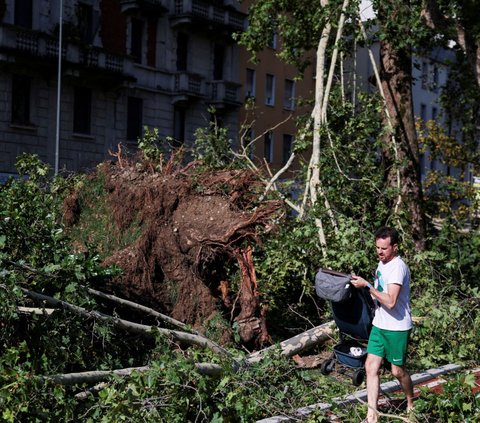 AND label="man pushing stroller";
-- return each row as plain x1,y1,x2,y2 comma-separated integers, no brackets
351,227,414,423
